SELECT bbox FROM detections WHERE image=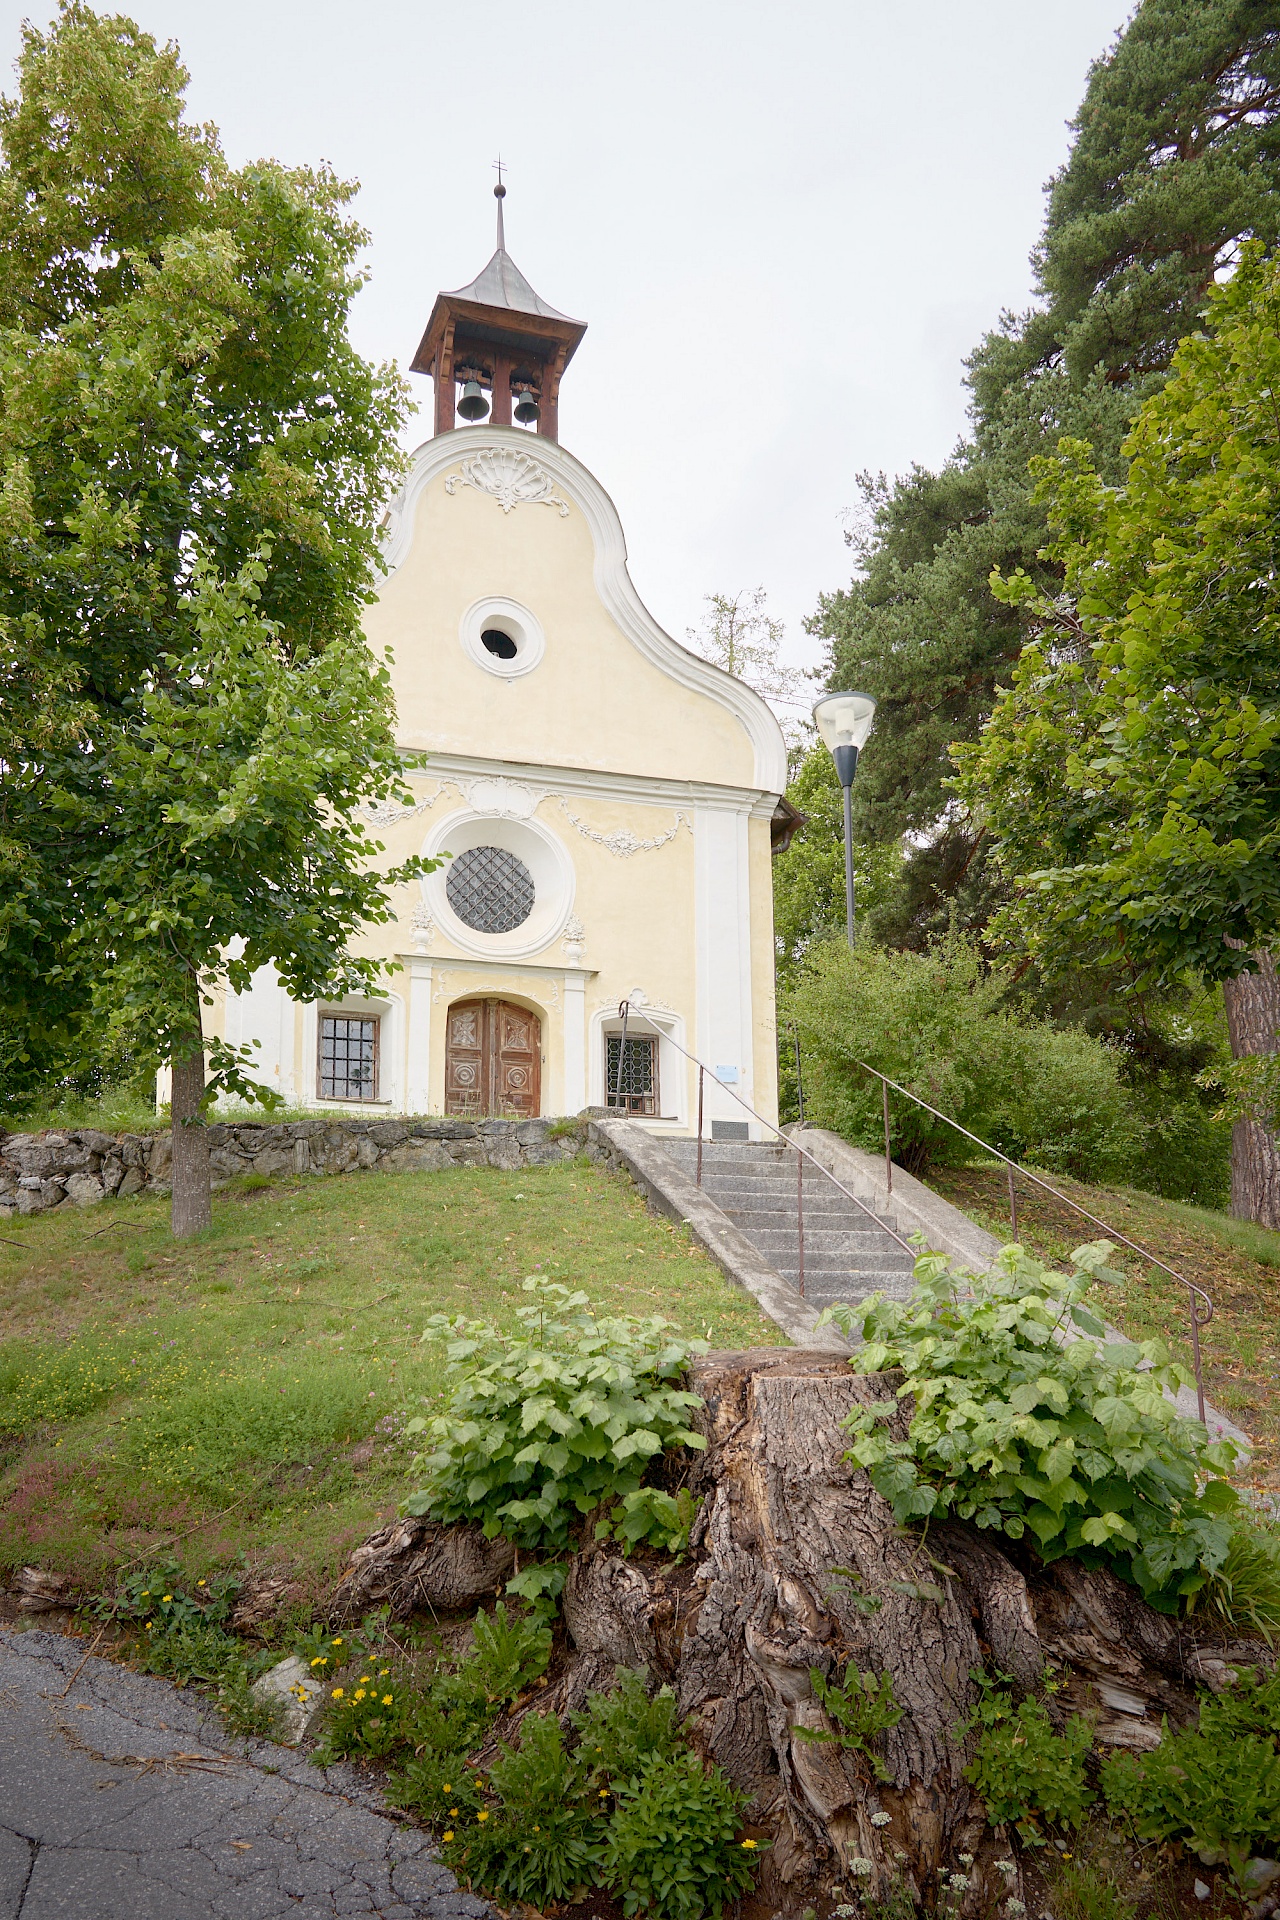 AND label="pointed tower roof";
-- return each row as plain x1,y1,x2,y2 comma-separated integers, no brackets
411,182,586,442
